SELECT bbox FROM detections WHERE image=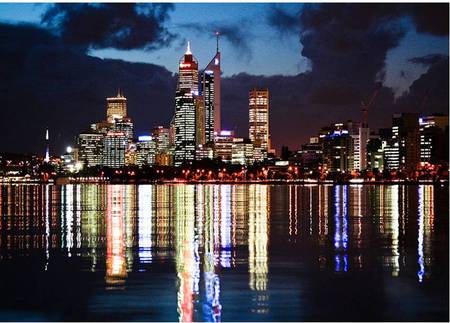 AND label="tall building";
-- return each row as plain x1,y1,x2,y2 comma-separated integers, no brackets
153,126,170,153
393,113,420,173
249,88,270,153
136,135,156,166
178,42,199,94
419,115,449,165
77,131,104,167
44,128,50,163
202,32,222,141
103,131,127,168
106,91,127,123
174,91,196,166
113,117,134,142
195,95,206,147
321,123,352,173
214,130,234,163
